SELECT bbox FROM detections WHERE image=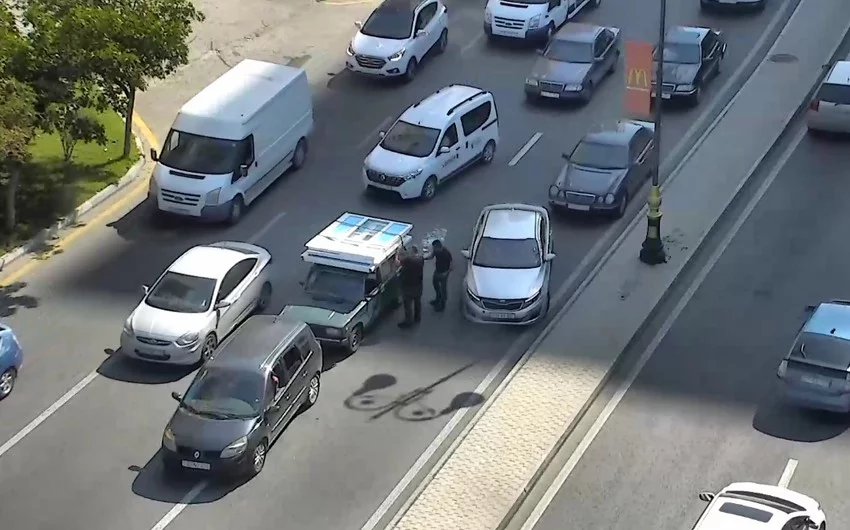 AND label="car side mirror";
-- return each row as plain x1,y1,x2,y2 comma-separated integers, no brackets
379,131,386,139
805,304,817,313
804,518,818,529
460,249,471,259
561,152,570,161
267,404,281,413
214,300,232,310
299,280,305,286
141,284,149,295
698,492,715,502
416,29,427,37
149,148,159,162
439,146,450,154
594,55,604,62
171,391,182,402
239,164,248,177
544,253,556,262
536,48,545,55
354,20,362,29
